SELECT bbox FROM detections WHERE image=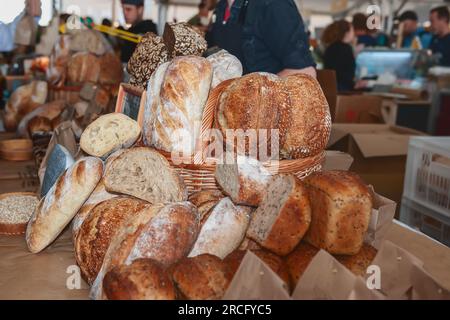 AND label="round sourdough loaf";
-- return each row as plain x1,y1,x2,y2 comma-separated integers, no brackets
75,197,151,284
303,170,373,255
103,258,176,300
